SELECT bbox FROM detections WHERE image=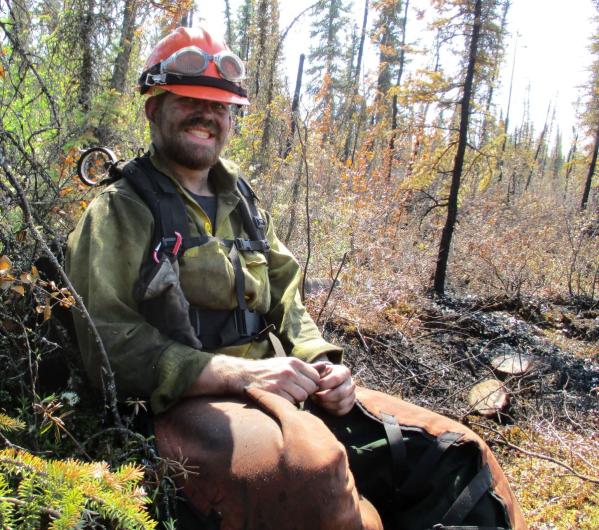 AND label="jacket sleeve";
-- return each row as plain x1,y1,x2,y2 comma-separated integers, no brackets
263,211,343,363
66,185,213,414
